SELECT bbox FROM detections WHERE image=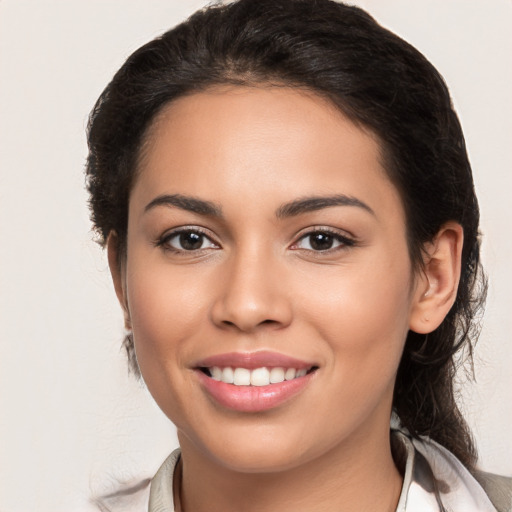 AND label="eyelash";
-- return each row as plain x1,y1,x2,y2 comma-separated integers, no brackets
291,228,356,254
155,227,356,255
155,227,219,254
